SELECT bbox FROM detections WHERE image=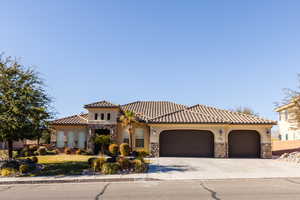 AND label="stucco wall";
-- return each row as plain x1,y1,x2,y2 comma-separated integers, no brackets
86,108,119,124
51,125,88,149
